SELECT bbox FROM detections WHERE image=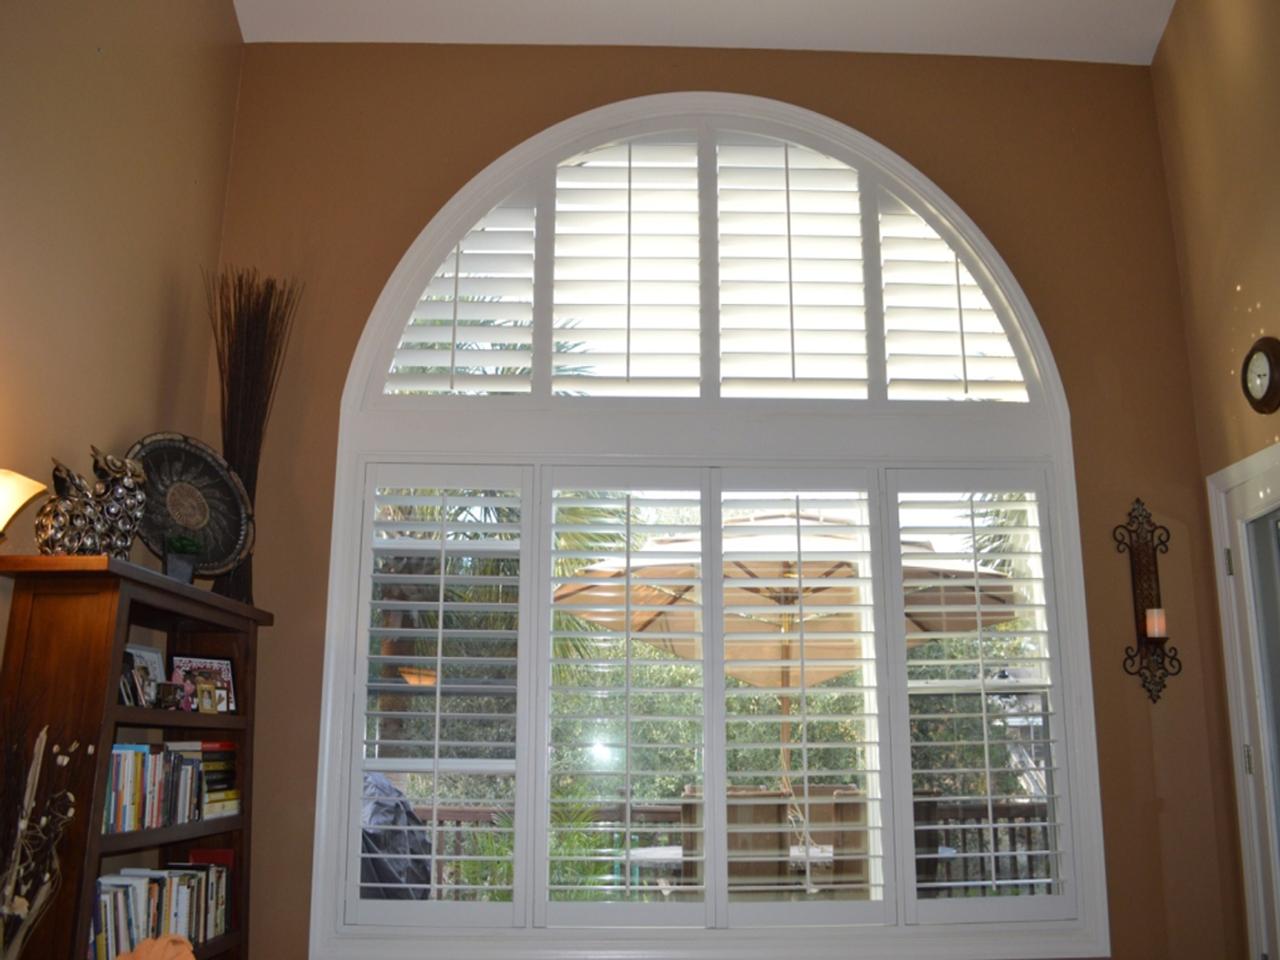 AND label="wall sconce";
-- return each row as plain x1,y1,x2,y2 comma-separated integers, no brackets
0,469,46,543
1114,499,1180,703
